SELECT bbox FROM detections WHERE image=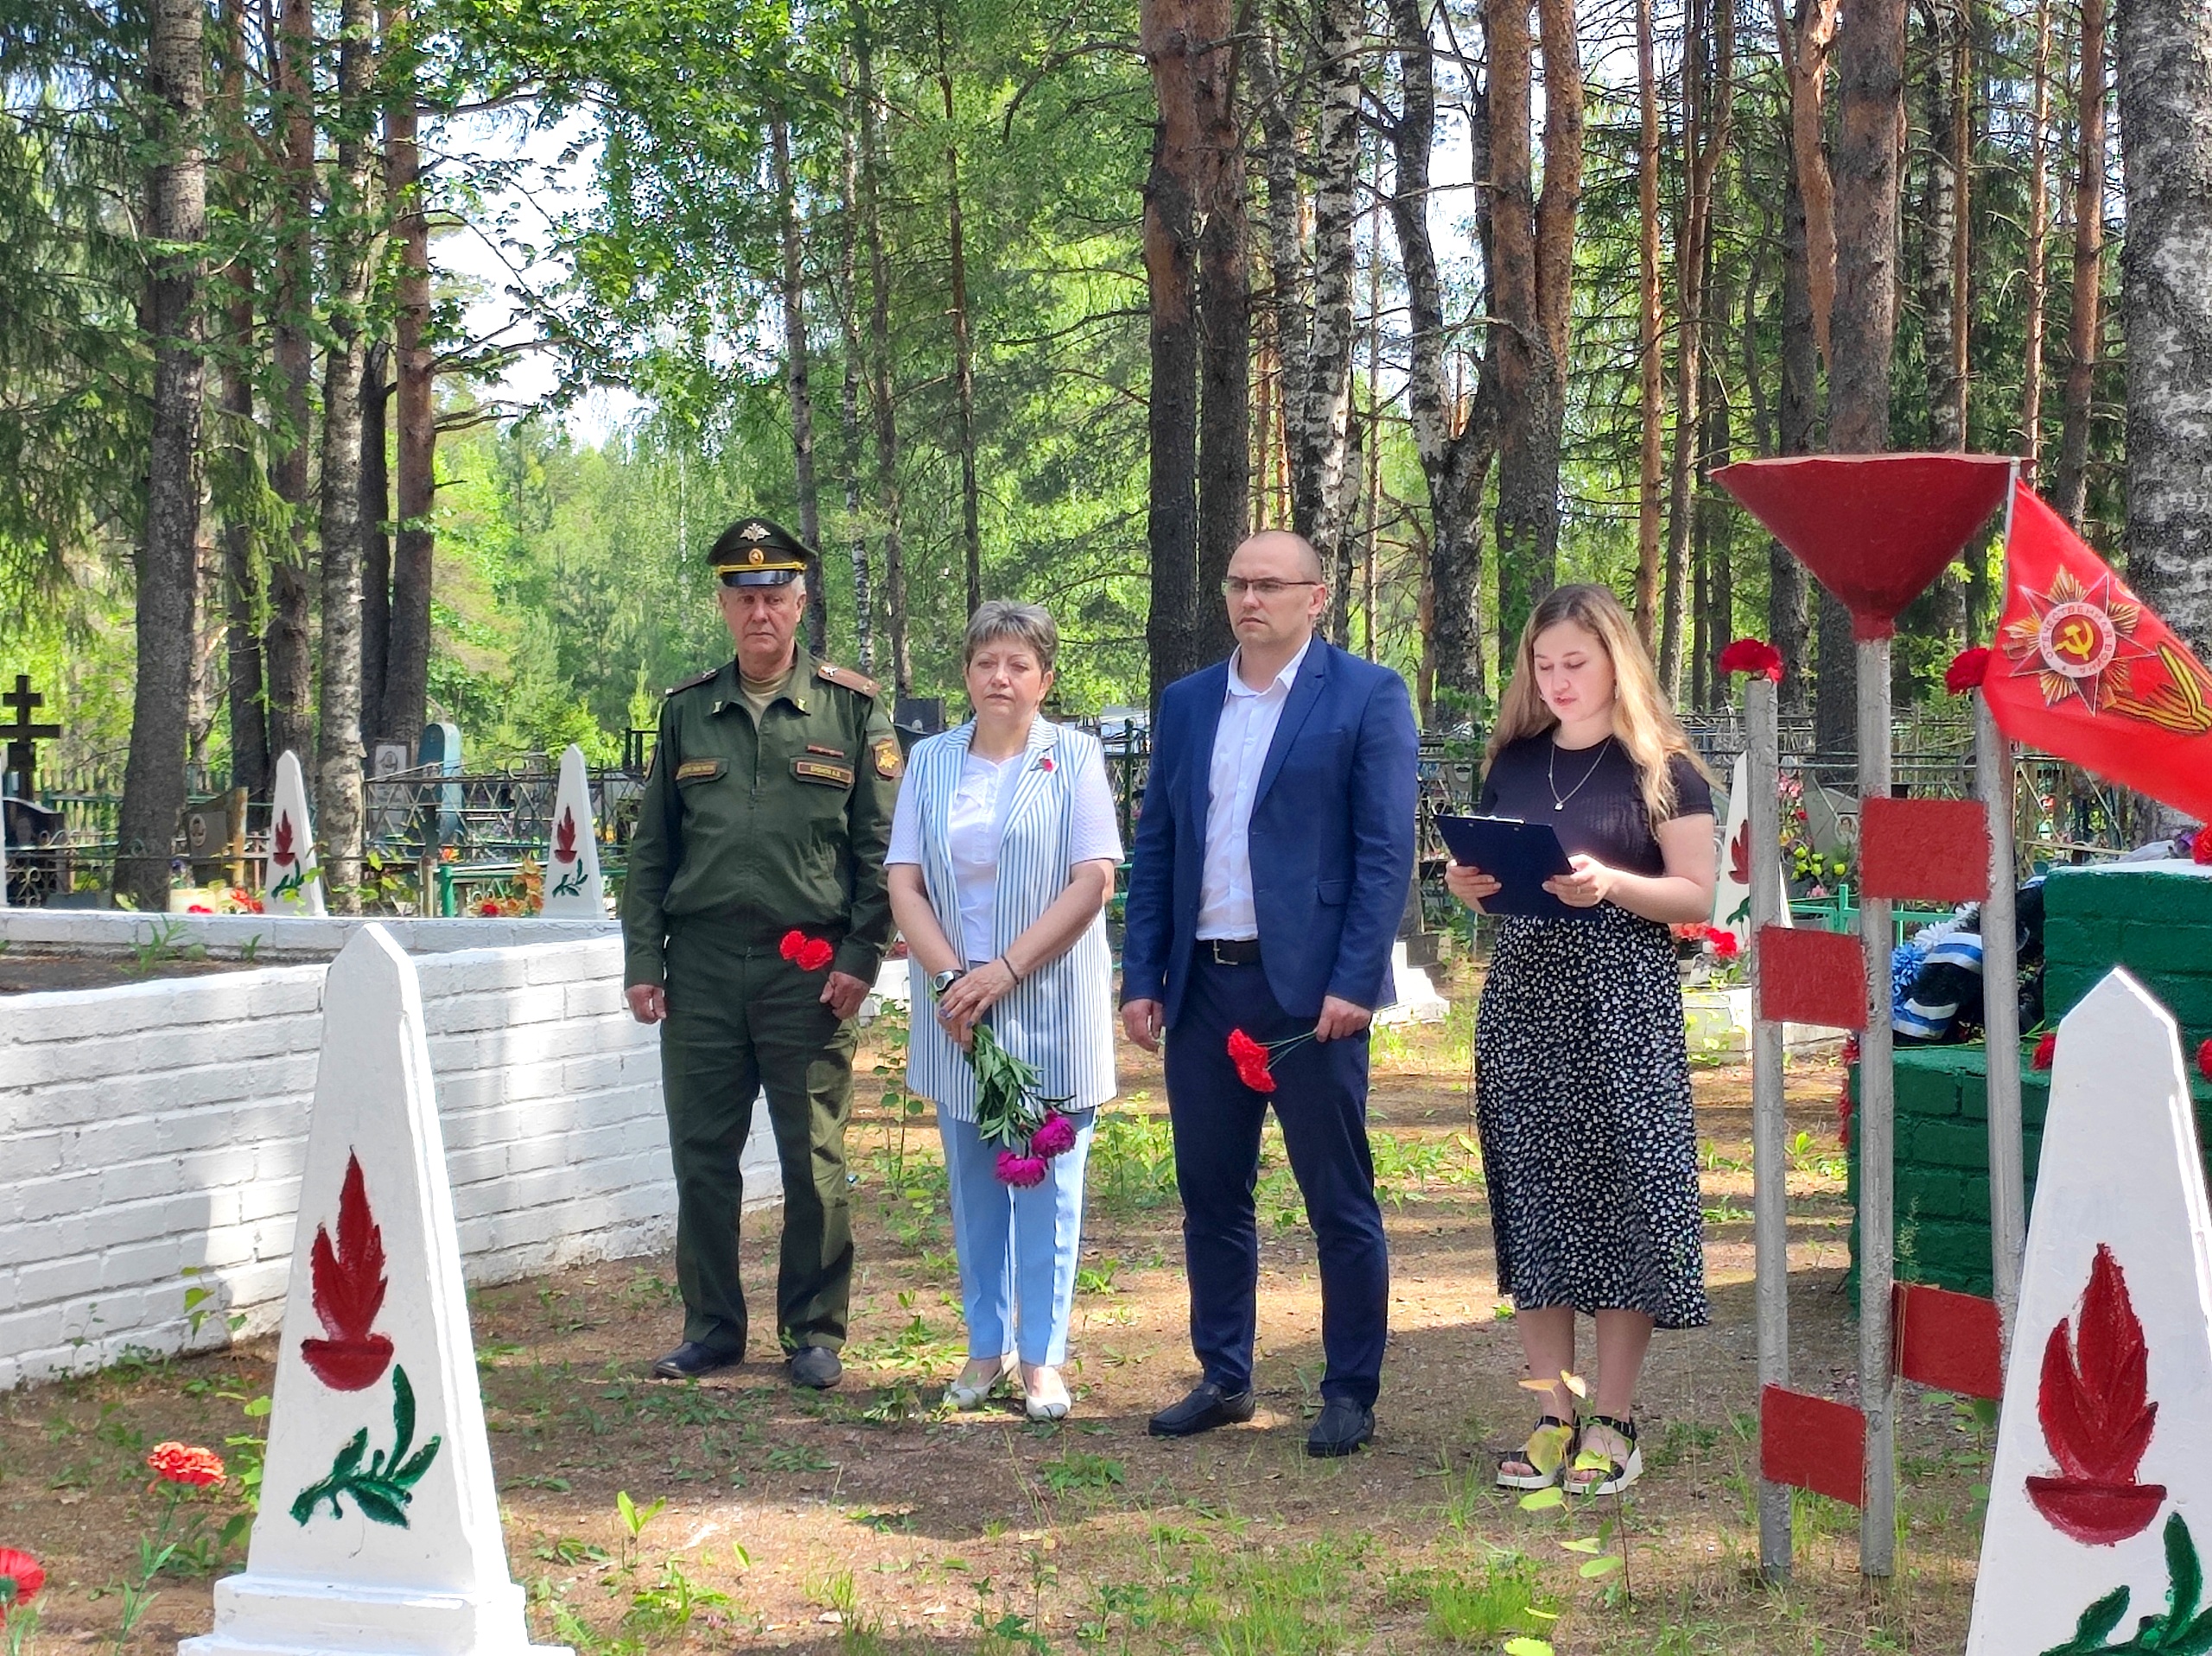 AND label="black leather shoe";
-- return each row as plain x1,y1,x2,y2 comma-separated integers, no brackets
1306,1398,1375,1457
788,1345,843,1389
1147,1381,1256,1438
652,1341,741,1380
